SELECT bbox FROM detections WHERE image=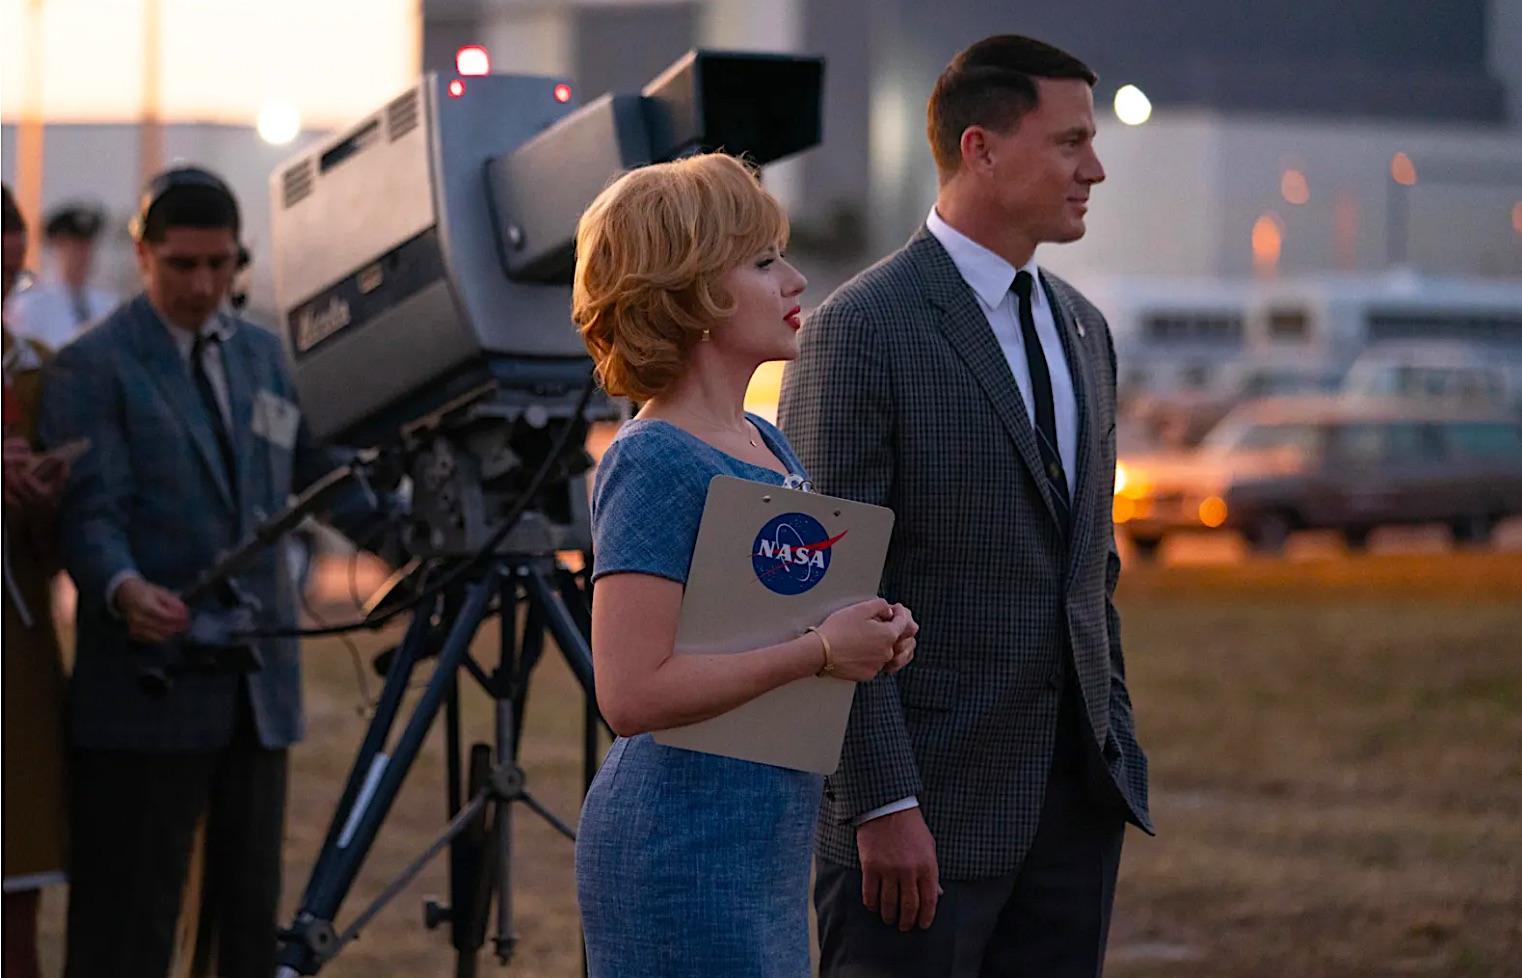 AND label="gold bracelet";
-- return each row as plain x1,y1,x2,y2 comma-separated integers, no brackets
806,626,833,676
